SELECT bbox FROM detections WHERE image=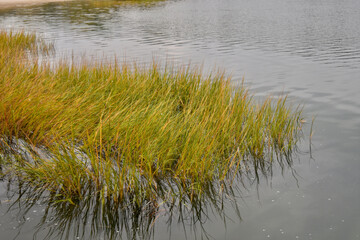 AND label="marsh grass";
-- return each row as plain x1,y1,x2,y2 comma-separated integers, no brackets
0,31,304,205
